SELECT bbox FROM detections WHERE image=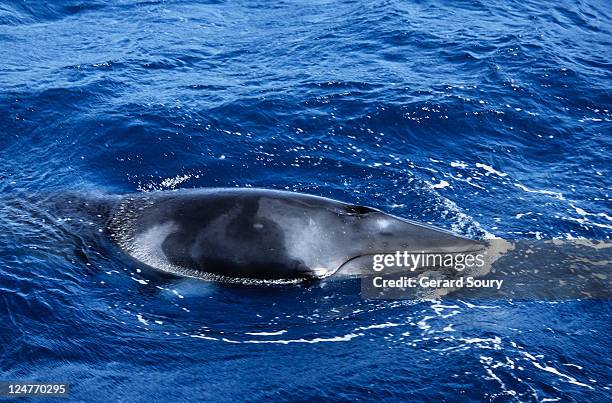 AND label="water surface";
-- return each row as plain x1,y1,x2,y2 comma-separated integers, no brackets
0,0,610,400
